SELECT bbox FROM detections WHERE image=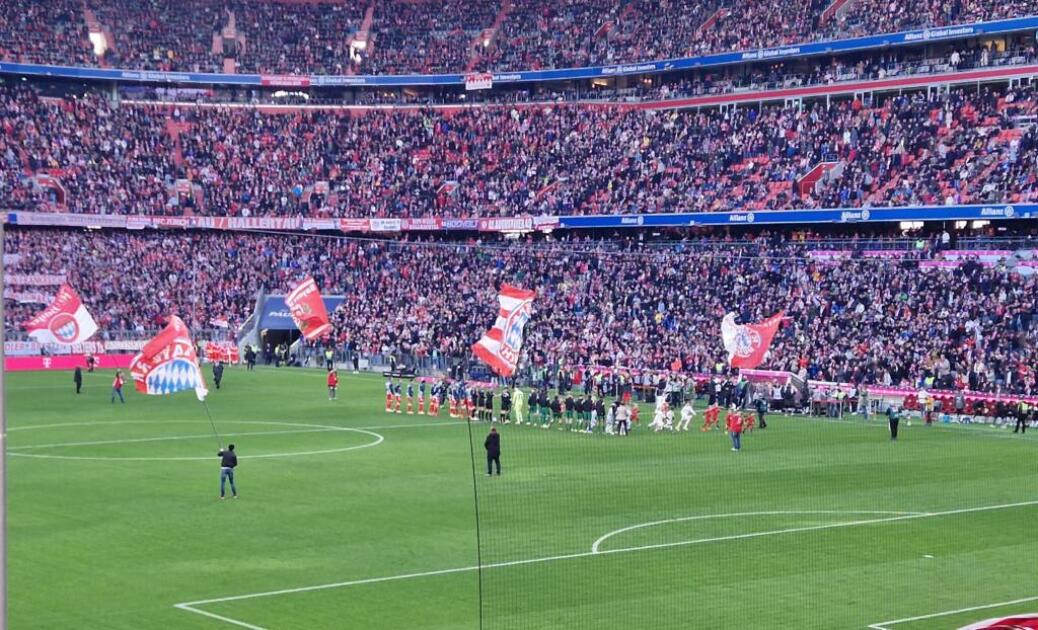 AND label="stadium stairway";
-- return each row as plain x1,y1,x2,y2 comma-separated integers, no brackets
696,7,730,35
819,0,856,25
469,0,512,71
797,161,841,196
345,2,376,72
82,6,112,67
225,8,248,74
